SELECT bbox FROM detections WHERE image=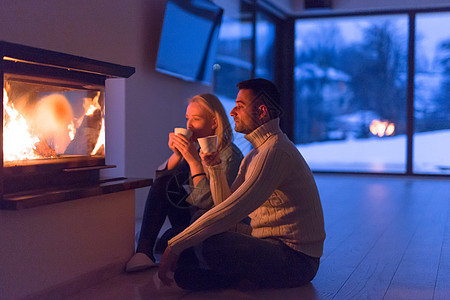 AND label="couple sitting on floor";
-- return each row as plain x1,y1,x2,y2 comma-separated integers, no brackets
127,78,326,291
